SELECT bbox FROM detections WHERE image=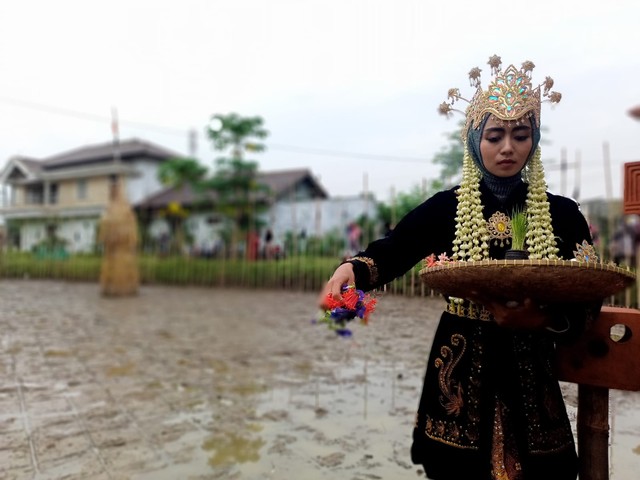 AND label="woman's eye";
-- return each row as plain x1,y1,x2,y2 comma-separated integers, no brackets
486,137,501,143
514,136,530,142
